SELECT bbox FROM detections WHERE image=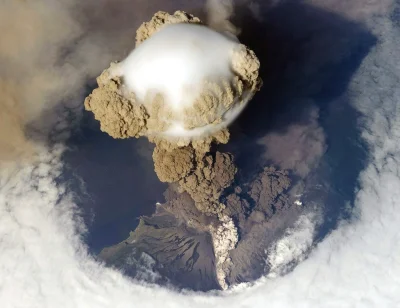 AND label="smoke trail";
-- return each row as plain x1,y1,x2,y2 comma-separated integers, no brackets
0,0,143,165
0,0,79,162
206,0,239,35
